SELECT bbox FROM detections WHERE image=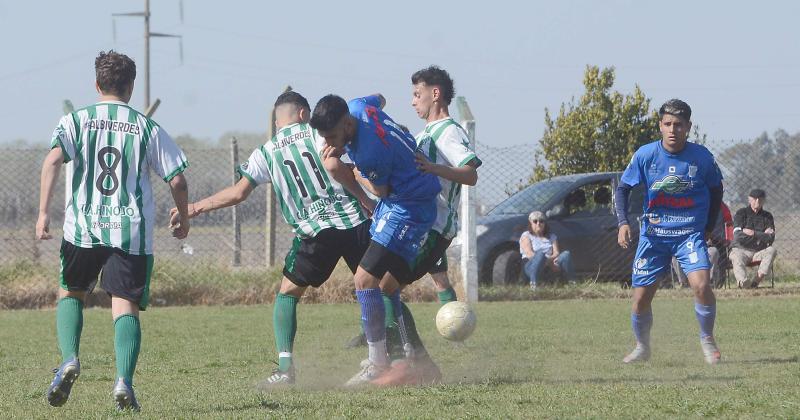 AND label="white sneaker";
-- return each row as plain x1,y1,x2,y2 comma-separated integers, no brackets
344,360,389,387
622,343,651,363
701,336,721,365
